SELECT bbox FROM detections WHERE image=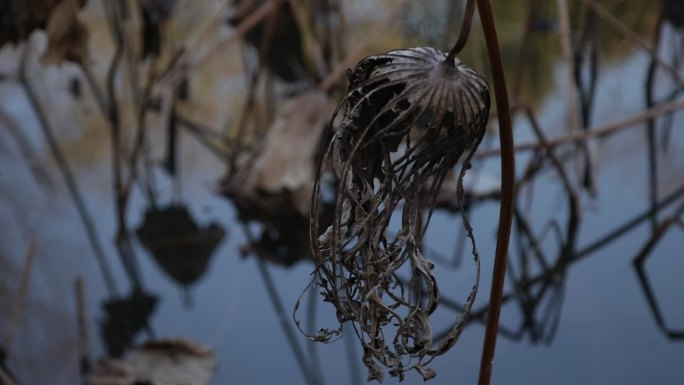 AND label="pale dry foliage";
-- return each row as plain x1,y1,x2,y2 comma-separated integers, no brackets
298,47,491,381
87,338,216,385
